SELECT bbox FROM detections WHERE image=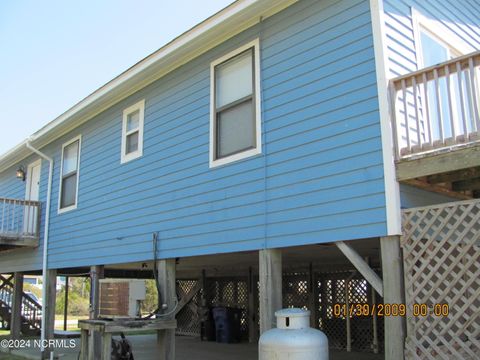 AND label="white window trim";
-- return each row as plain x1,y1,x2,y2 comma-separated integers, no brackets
58,135,81,214
411,8,474,69
121,99,145,164
209,38,262,168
